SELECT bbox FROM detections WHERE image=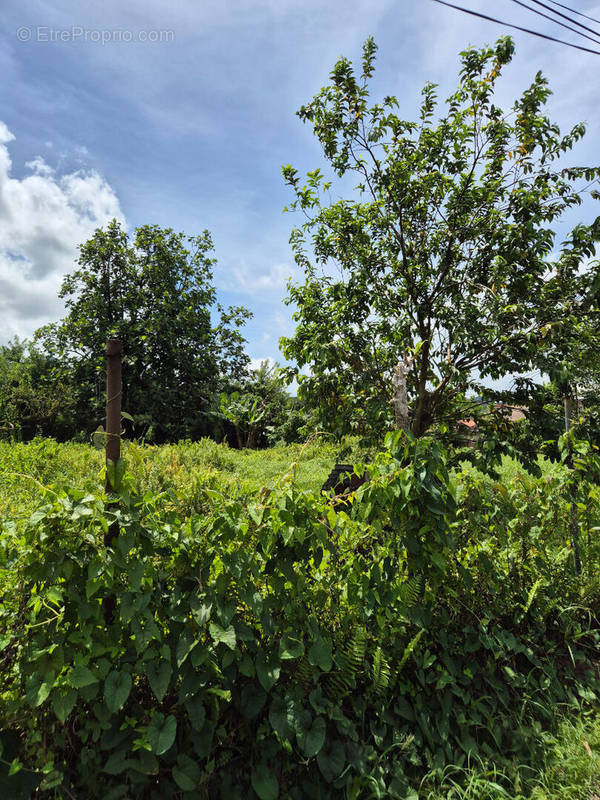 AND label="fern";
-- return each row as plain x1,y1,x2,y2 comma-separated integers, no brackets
324,628,368,701
371,646,391,695
295,655,314,689
398,575,423,608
